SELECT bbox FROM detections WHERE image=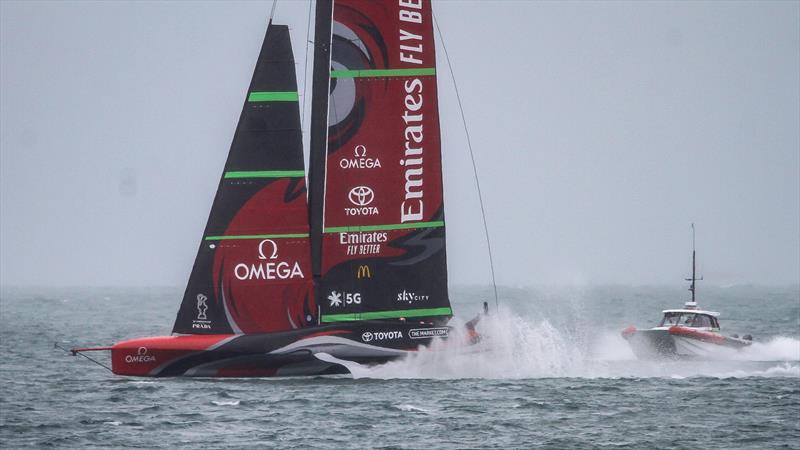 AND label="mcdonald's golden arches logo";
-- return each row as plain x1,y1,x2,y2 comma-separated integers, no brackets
357,265,372,279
